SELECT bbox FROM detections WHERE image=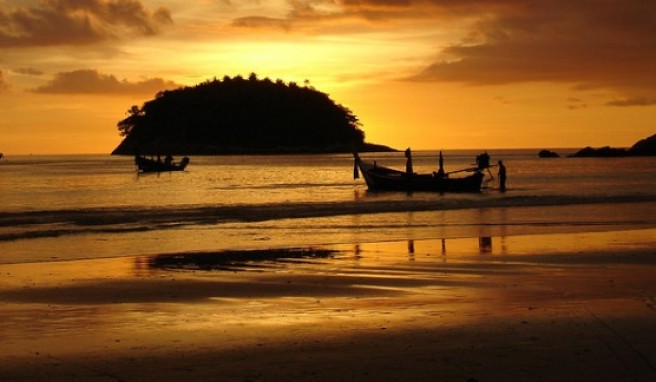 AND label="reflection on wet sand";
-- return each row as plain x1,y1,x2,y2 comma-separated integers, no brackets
138,228,656,275
409,237,492,258
479,236,492,253
143,248,339,272
142,237,500,273
1,229,656,382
